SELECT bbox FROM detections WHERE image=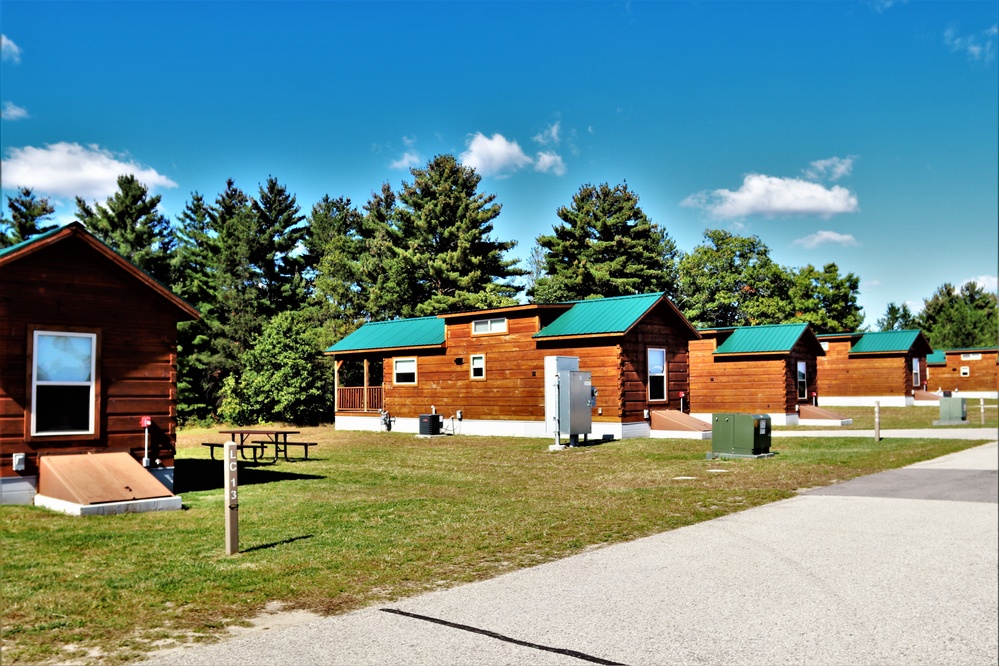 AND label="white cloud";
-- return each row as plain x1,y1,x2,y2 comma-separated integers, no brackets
791,230,860,249
1,101,28,120
459,132,532,178
1,35,21,63
967,274,999,293
532,121,561,146
944,24,997,64
869,0,906,13
682,173,859,219
534,151,567,176
803,156,854,182
1,142,177,200
389,150,422,170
